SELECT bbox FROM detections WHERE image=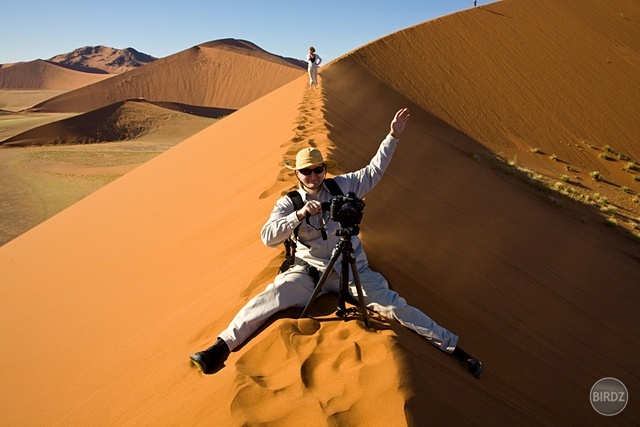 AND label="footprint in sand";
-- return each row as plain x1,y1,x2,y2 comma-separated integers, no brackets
260,82,334,200
230,319,406,425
